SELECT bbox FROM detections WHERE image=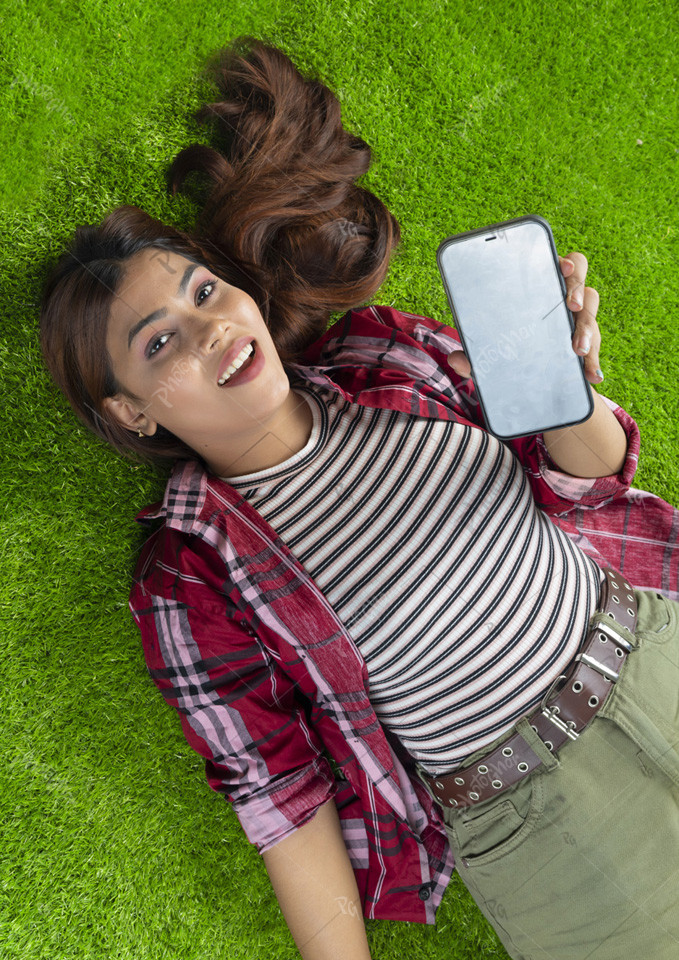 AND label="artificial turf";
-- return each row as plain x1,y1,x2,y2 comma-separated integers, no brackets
1,0,677,957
